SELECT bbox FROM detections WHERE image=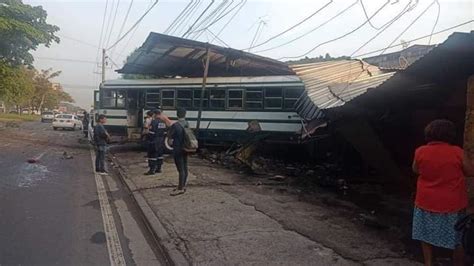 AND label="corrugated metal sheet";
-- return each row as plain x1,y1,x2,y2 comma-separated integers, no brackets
117,32,294,77
291,60,395,121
